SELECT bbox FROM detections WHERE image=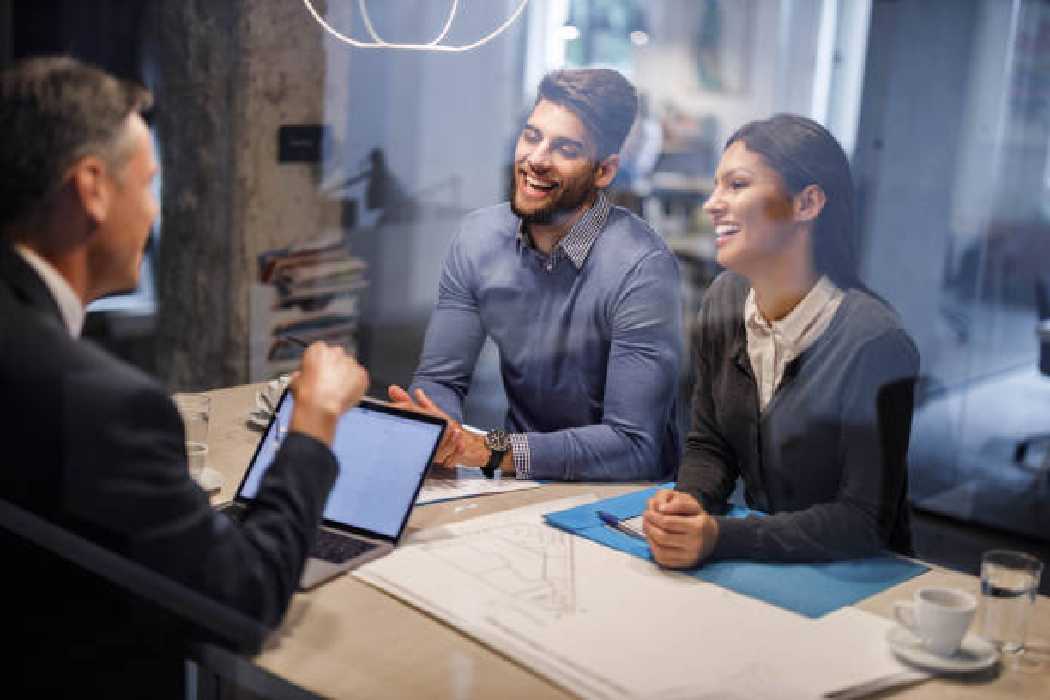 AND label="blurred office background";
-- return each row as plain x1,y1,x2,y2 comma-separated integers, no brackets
1,0,1048,588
